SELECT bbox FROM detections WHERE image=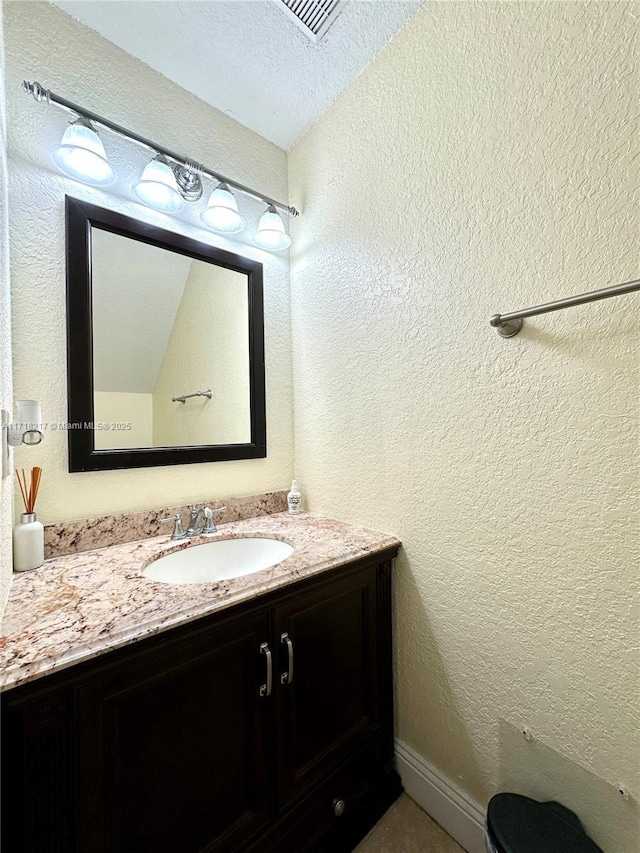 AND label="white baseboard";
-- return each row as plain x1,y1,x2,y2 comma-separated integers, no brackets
395,739,487,853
